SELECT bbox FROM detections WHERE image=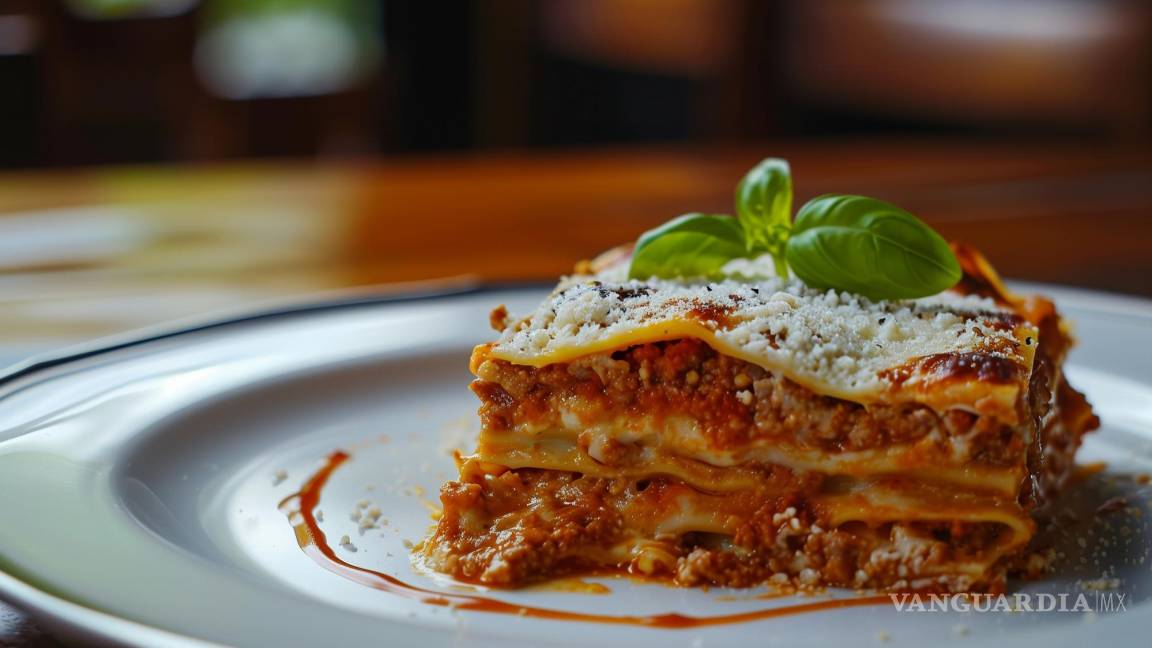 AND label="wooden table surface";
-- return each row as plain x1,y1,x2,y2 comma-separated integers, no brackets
0,141,1150,643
